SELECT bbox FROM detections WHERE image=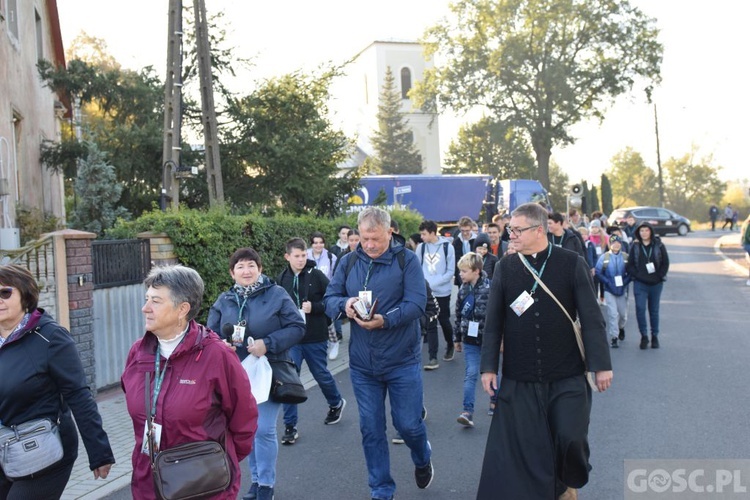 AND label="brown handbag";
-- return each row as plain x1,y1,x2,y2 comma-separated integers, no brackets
145,372,232,500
